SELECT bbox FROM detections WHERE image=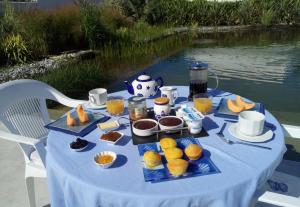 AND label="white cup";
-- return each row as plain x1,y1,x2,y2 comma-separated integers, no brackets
237,111,265,136
160,86,179,106
89,88,107,106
